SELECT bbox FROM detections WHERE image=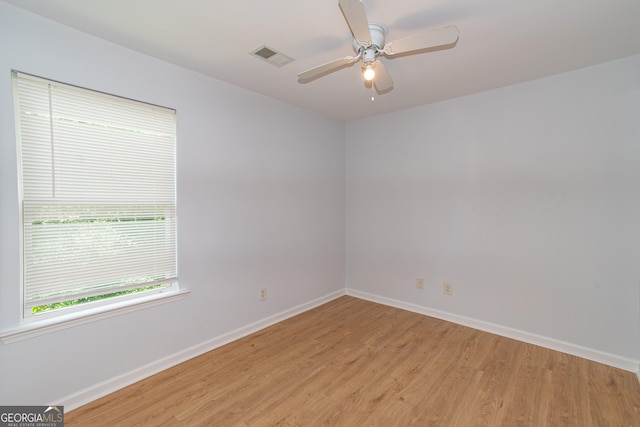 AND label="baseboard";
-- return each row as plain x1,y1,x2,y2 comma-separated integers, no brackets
58,289,346,411
346,288,640,374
